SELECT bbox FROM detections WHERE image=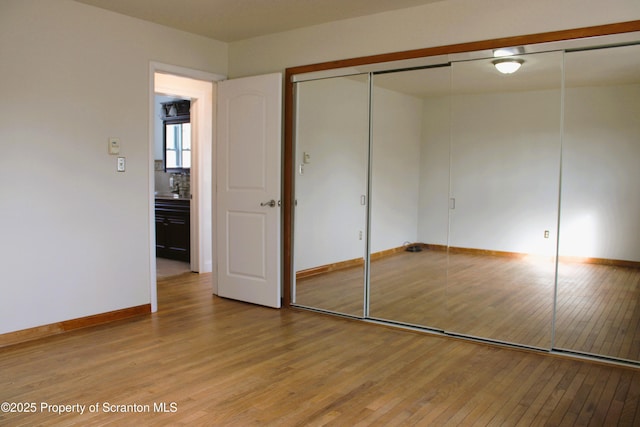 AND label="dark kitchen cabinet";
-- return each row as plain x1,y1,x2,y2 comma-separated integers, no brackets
155,198,190,262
